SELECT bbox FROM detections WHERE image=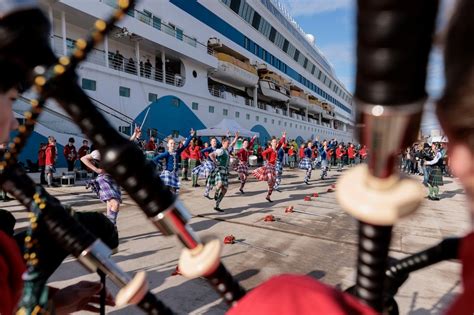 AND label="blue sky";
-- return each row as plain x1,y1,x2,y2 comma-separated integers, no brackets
281,0,455,134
